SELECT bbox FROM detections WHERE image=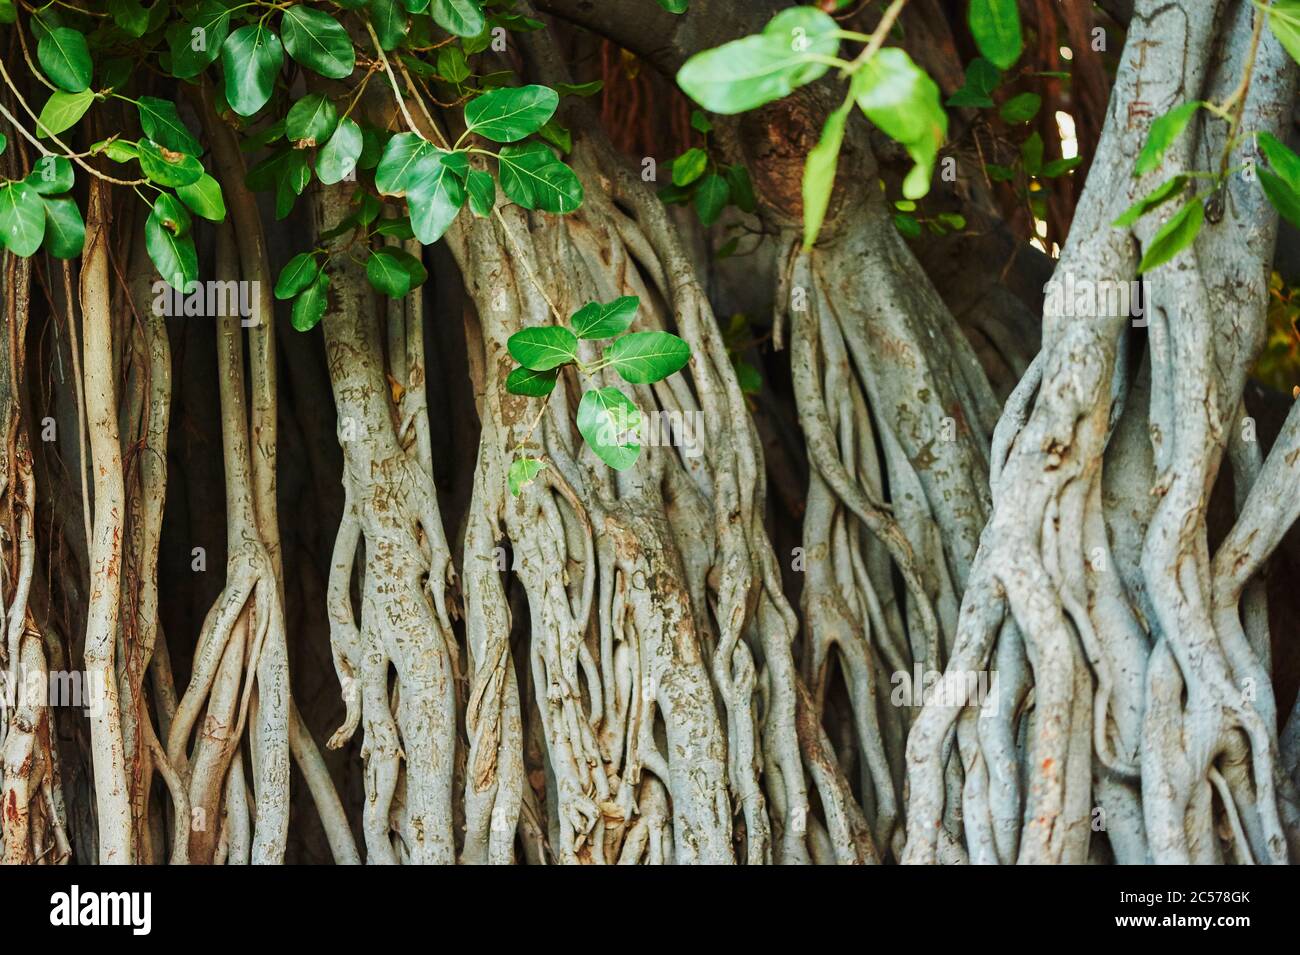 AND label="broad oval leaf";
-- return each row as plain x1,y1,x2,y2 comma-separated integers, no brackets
1135,102,1201,176
508,326,578,371
464,85,559,143
223,24,284,117
370,0,410,50
38,27,92,92
137,97,202,155
375,132,440,196
506,366,559,397
25,155,74,195
0,182,46,256
281,5,355,79
853,48,947,199
176,173,227,221
408,155,466,243
317,118,364,185
465,168,495,217
997,91,1041,124
676,7,839,115
694,172,729,226
292,271,330,330
137,139,204,187
170,2,232,79
497,142,583,213
1137,197,1204,274
604,331,691,384
366,246,428,296
40,195,84,258
576,387,640,470
37,89,94,138
571,296,638,340
968,0,1022,70
145,203,198,290
671,147,708,187
276,252,319,299
431,0,485,38
151,192,192,238
286,93,338,146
